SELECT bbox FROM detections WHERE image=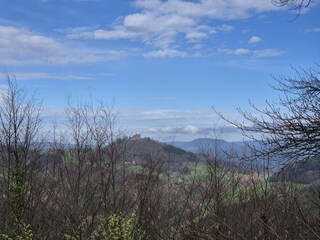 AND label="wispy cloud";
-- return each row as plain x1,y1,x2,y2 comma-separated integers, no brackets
36,105,247,142
253,48,285,57
147,125,206,135
134,0,277,20
116,108,245,141
220,47,285,58
306,27,320,32
15,72,112,81
0,25,129,66
143,49,187,58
